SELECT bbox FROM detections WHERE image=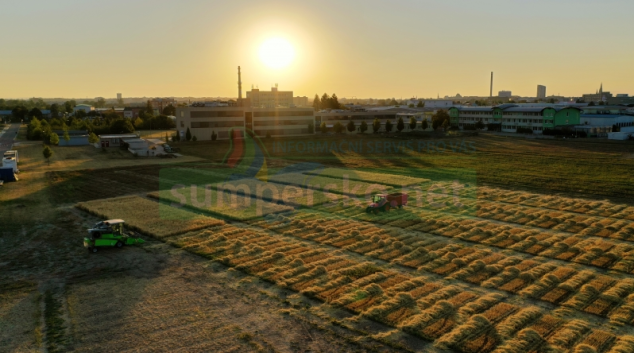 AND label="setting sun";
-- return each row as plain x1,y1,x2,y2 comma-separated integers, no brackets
259,38,295,70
